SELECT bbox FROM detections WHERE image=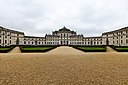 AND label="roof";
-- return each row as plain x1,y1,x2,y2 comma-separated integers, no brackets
53,26,76,34
102,26,128,35
59,26,70,31
45,34,59,37
25,36,45,38
0,26,24,34
84,36,102,39
70,35,83,37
